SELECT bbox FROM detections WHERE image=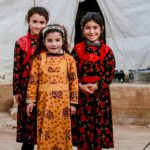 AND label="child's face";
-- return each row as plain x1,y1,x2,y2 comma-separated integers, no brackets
83,20,101,42
44,32,63,54
29,13,47,35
